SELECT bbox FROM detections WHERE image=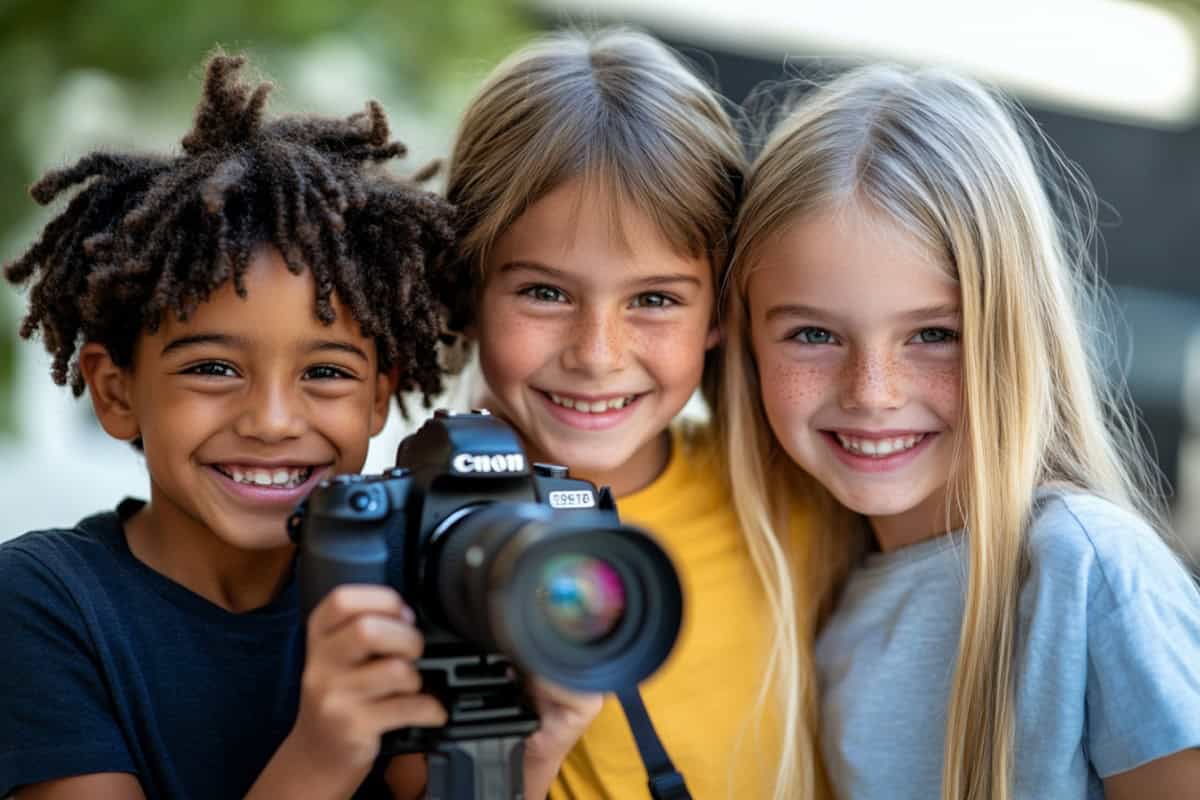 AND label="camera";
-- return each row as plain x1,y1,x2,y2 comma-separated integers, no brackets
287,409,683,760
